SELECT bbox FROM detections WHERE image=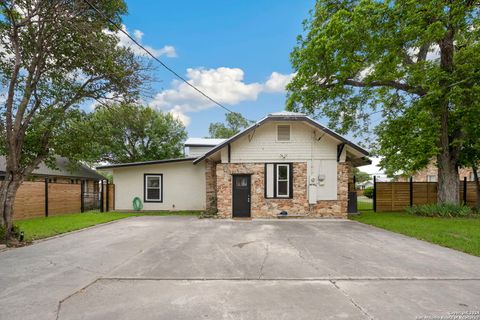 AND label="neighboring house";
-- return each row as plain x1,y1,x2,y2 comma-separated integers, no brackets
397,160,478,182
357,180,373,190
0,156,104,209
98,111,370,218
